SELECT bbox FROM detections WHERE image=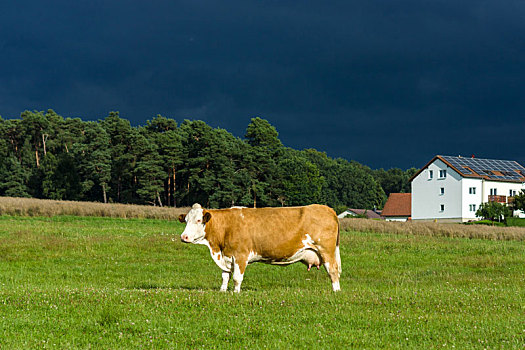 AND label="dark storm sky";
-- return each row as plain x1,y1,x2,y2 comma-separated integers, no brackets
1,1,524,169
